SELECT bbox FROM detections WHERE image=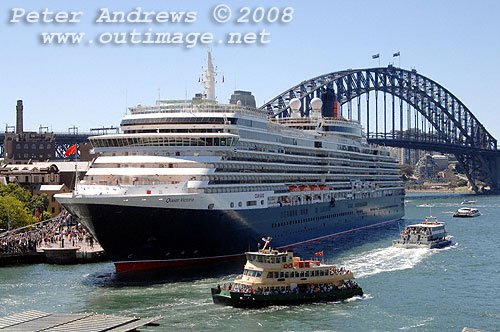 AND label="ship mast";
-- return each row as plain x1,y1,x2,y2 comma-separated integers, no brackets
201,51,217,101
